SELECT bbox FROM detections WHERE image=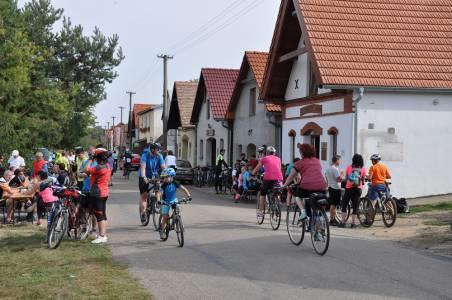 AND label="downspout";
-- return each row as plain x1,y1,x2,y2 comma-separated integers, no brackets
221,120,232,166
353,87,364,154
266,112,282,155
193,123,198,167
